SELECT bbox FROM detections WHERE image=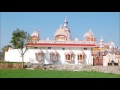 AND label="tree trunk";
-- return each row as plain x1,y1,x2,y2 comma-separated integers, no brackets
22,54,24,69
